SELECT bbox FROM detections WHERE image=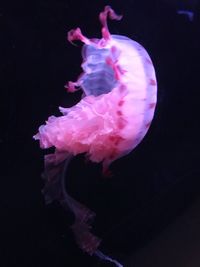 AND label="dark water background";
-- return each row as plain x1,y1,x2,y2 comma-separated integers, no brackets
1,0,200,266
